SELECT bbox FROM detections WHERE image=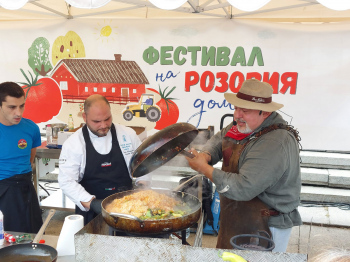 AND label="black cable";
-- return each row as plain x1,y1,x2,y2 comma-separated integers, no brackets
38,182,59,202
39,183,50,196
43,182,59,191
